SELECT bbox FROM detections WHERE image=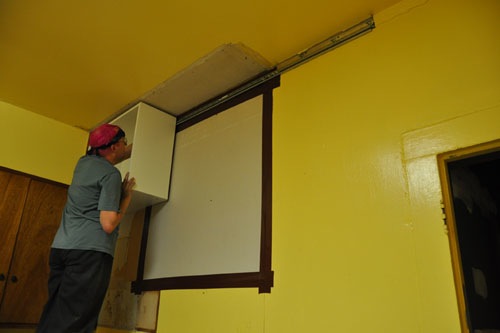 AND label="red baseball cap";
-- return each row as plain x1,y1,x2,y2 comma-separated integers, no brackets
88,124,123,149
